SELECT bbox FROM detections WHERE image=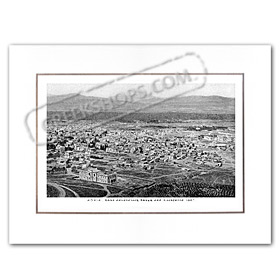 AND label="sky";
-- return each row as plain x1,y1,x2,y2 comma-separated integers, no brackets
47,83,235,98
